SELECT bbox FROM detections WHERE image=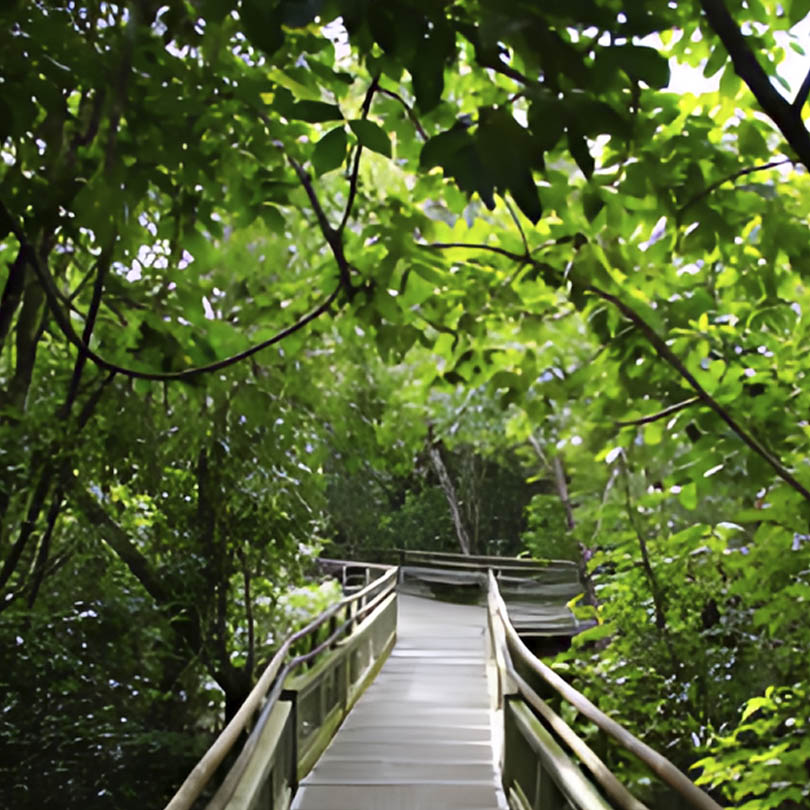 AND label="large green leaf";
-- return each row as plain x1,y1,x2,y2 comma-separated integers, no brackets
312,126,348,174
273,88,343,122
476,107,543,222
349,119,392,157
240,0,284,55
596,45,671,88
